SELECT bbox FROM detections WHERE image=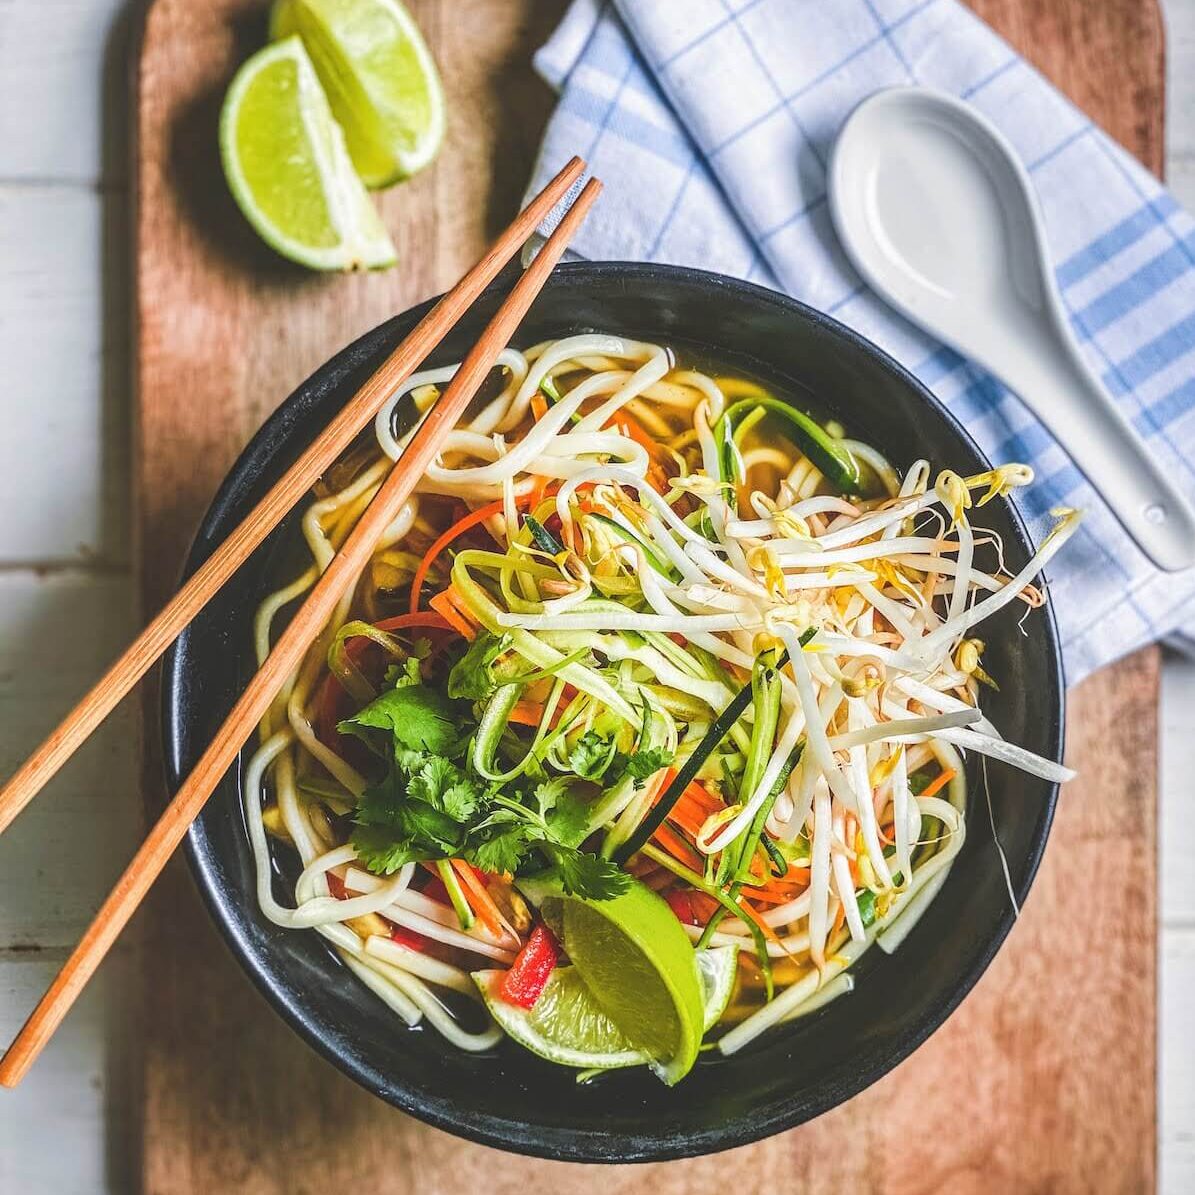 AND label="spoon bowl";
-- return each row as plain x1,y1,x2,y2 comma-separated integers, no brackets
829,86,1195,572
